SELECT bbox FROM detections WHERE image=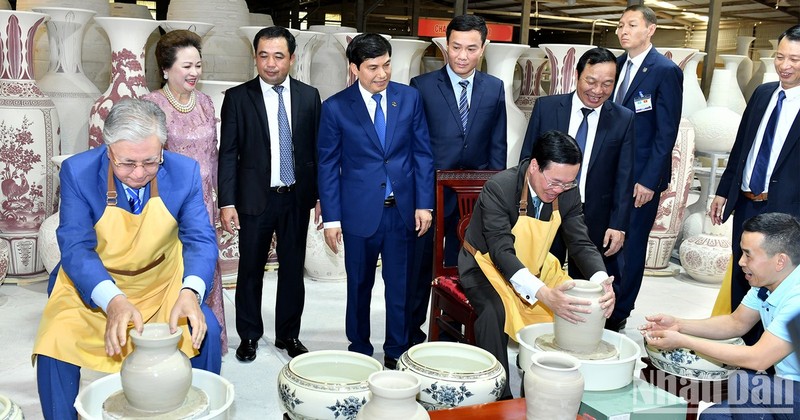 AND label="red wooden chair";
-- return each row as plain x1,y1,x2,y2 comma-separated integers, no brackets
427,170,498,344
